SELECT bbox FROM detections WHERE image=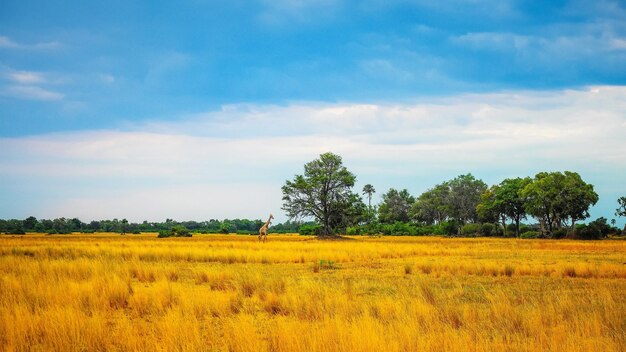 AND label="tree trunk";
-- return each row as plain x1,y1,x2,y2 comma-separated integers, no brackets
515,217,520,238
